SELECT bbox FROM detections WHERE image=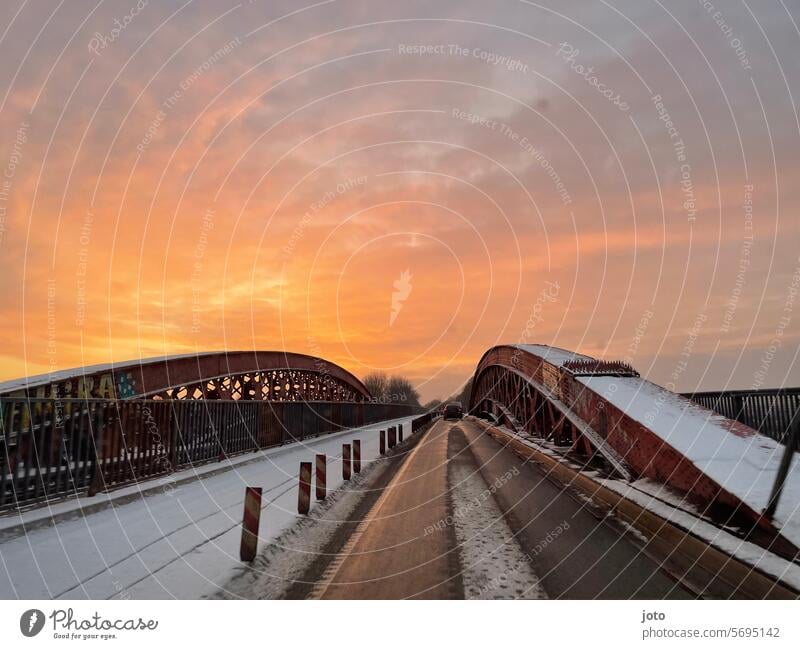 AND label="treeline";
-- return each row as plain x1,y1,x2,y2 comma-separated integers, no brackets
362,372,421,407
362,372,474,411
